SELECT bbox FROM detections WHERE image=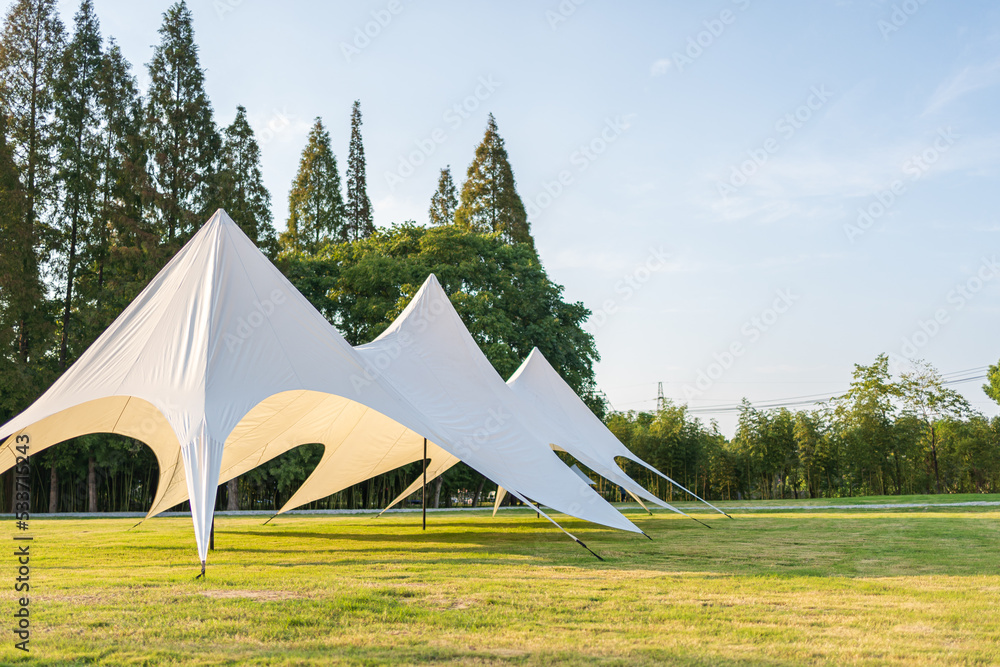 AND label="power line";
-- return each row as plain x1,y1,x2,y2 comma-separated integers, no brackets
625,369,991,416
